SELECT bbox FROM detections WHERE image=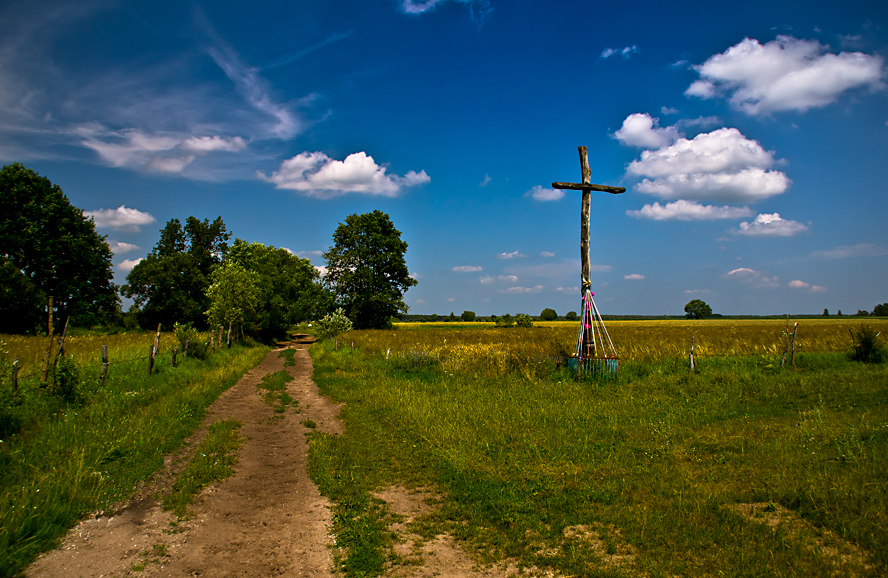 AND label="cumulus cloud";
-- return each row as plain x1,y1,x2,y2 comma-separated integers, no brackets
809,243,888,260
541,251,555,257
733,213,809,236
789,279,827,292
600,45,638,60
627,200,753,221
497,250,526,259
85,205,156,232
525,185,564,201
116,258,144,273
480,275,518,285
613,113,682,148
453,265,482,272
628,127,790,203
502,285,544,294
108,241,139,254
623,274,645,280
723,267,780,288
258,151,430,198
686,35,885,115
